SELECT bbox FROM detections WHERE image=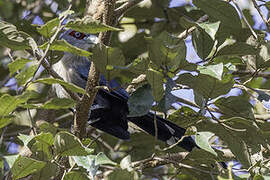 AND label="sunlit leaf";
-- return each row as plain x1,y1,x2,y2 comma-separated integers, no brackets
195,132,217,156
197,63,223,80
